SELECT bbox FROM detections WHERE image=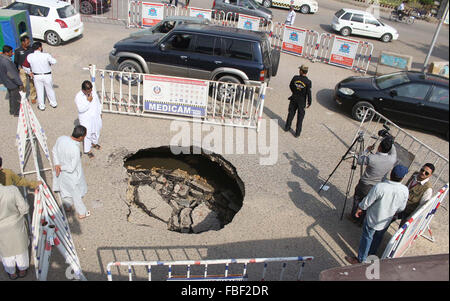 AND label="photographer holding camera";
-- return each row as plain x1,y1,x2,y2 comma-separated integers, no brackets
348,135,397,225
